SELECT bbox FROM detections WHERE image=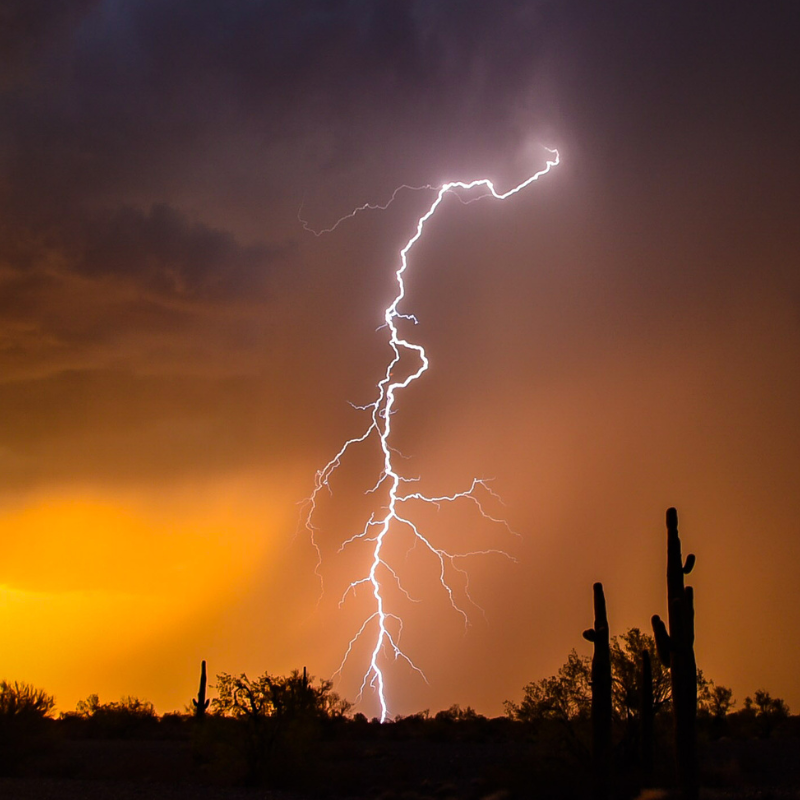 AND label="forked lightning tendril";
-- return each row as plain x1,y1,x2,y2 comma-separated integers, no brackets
301,147,560,721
